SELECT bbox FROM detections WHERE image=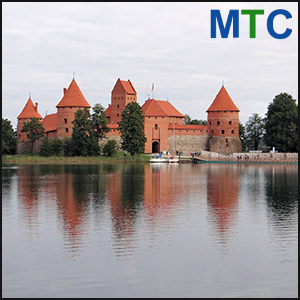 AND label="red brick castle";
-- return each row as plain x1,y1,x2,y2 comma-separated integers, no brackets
17,78,242,154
